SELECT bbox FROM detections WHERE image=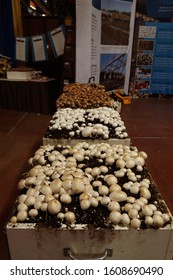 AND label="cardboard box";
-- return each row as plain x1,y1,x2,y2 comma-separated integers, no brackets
7,71,34,80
